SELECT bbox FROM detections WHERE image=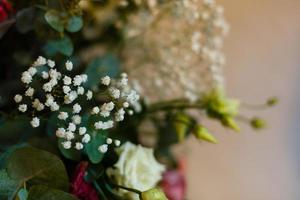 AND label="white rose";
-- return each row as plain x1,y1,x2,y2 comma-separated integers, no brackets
107,142,165,200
